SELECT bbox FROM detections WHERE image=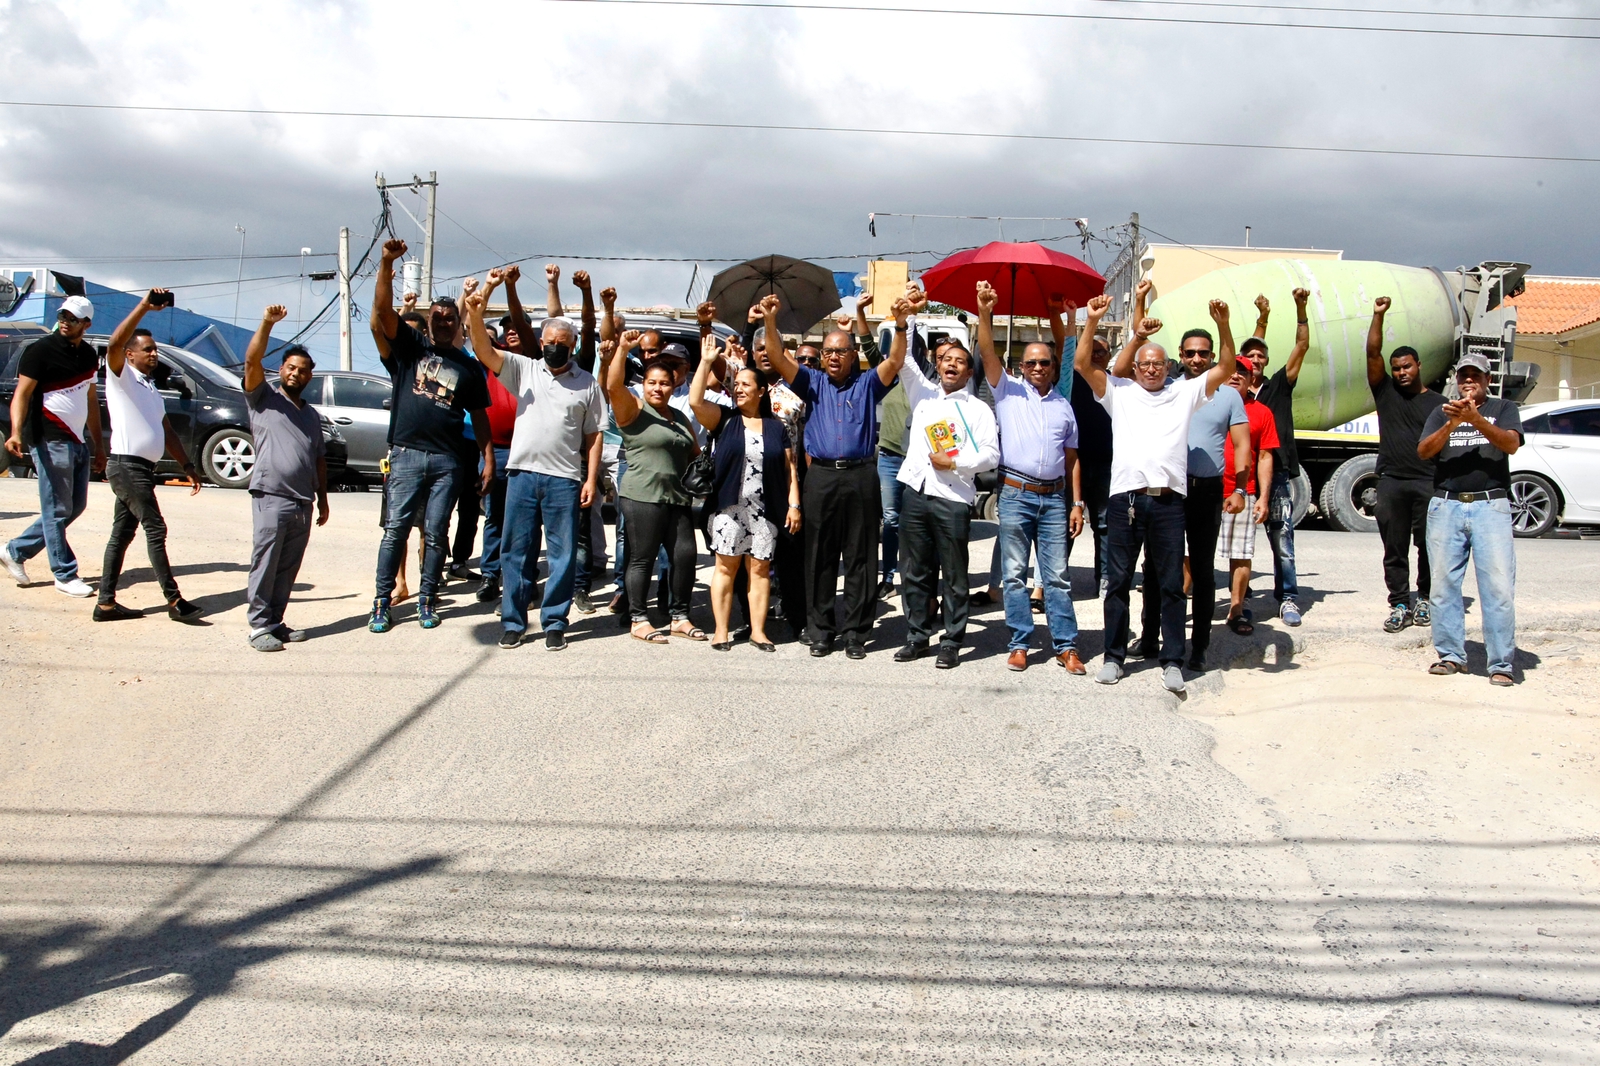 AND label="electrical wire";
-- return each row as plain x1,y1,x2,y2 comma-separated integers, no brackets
1078,0,1600,20
0,250,335,264
1,100,1592,164
536,0,1600,39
